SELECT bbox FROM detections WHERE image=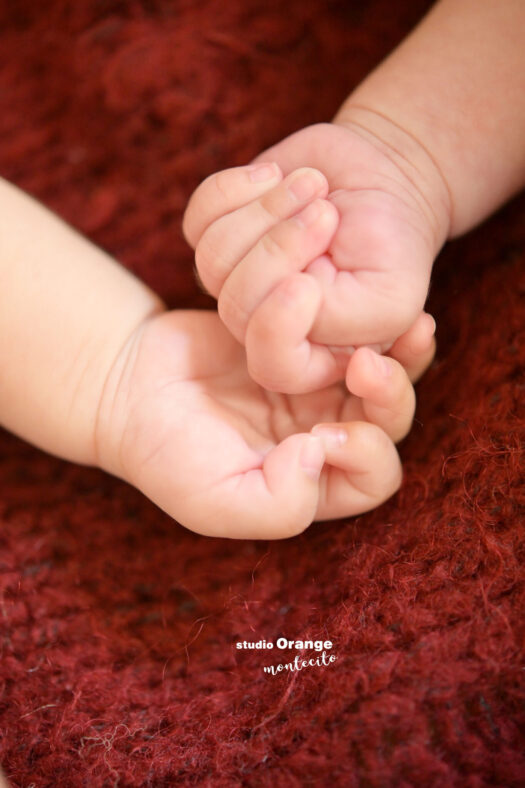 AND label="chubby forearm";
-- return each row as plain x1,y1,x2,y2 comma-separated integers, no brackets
334,0,525,238
0,178,165,465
